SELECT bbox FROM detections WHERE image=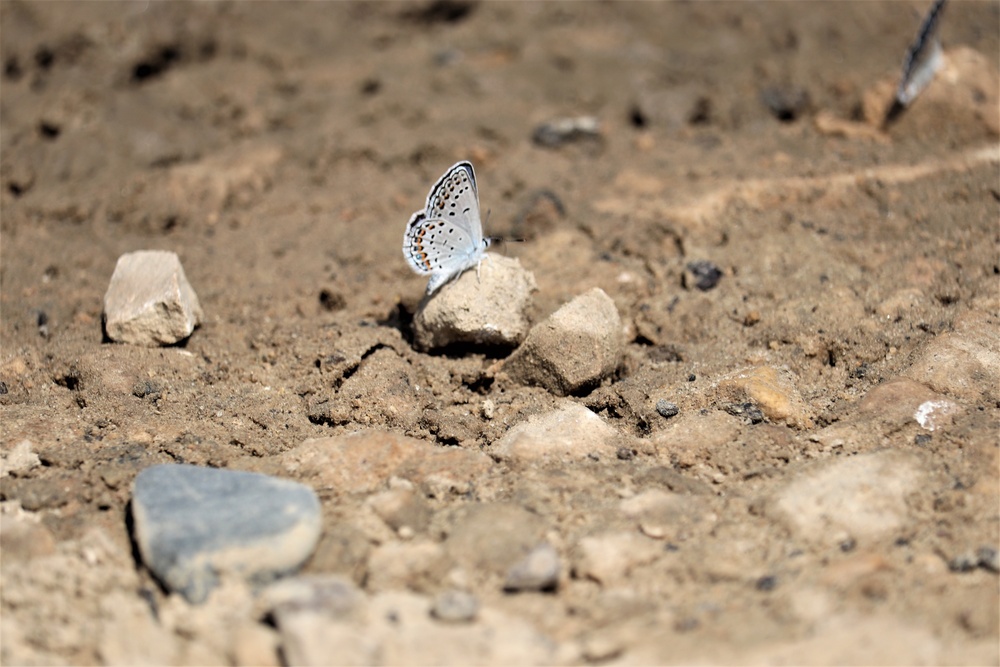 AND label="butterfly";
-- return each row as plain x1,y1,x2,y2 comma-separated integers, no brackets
403,161,491,294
